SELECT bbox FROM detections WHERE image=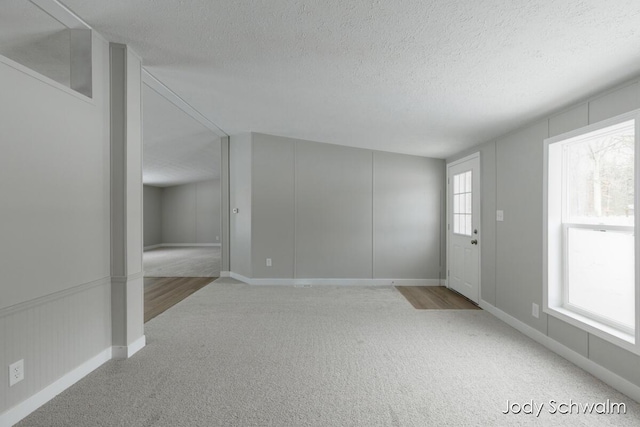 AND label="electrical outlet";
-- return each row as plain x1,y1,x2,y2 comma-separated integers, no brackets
532,303,539,319
266,258,272,267
9,359,24,387
496,210,504,222
216,235,219,241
